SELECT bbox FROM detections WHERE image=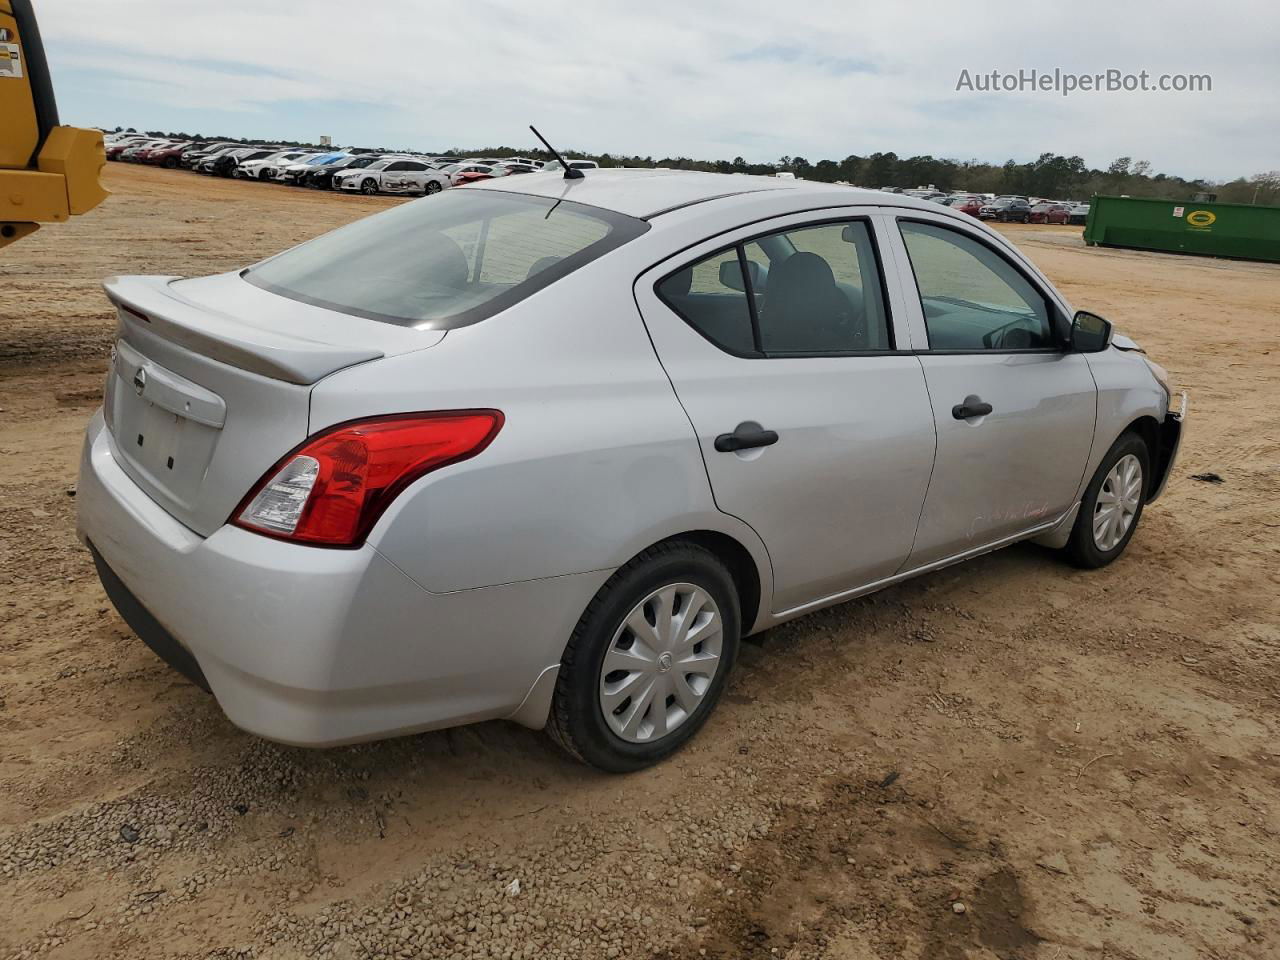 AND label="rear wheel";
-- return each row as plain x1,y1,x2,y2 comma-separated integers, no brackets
424,180,443,195
546,542,741,772
1065,432,1150,568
